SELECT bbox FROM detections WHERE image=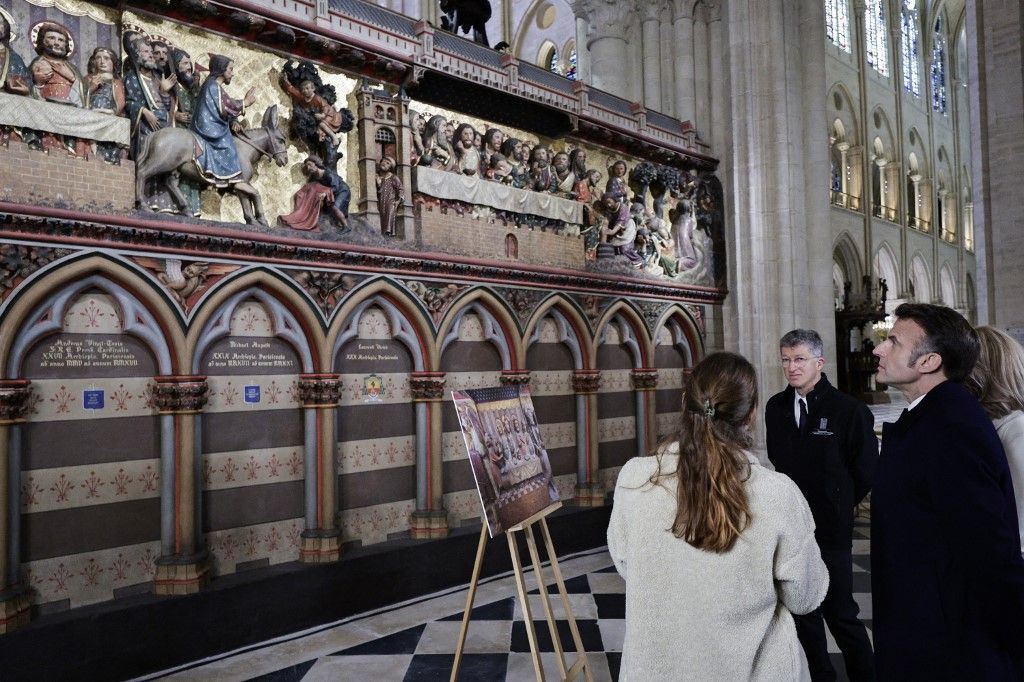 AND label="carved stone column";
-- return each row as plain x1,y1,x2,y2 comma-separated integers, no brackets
152,376,211,596
672,0,694,123
0,380,31,633
409,372,447,539
573,0,636,100
640,1,665,111
571,369,603,506
705,0,724,148
631,368,659,457
298,374,341,563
